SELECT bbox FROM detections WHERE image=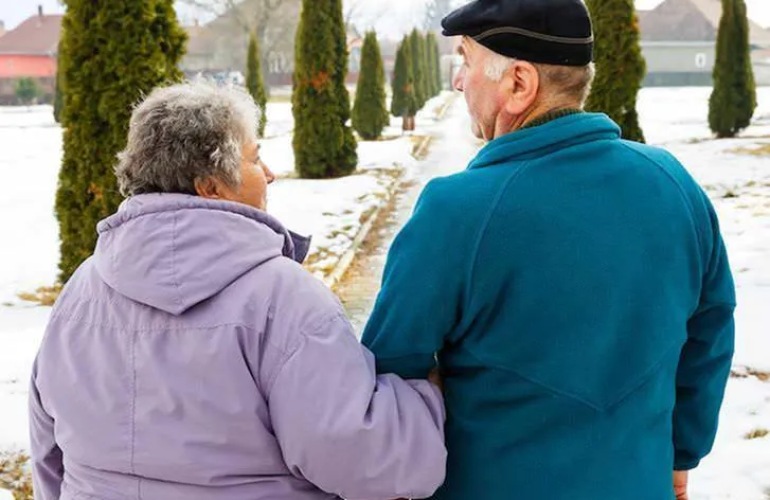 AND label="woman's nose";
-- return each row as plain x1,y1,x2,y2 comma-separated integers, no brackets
262,162,276,184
